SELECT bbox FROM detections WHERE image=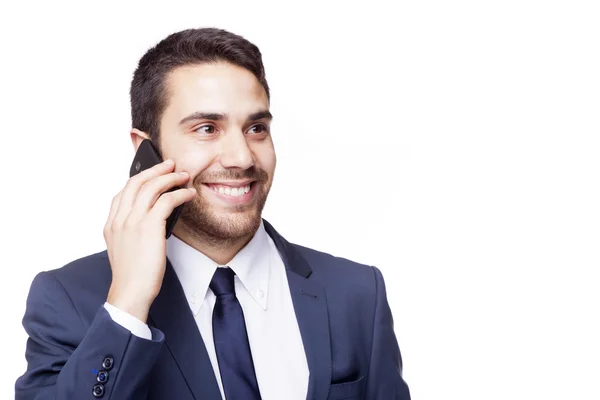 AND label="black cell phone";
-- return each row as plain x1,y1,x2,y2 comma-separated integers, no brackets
129,139,184,239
